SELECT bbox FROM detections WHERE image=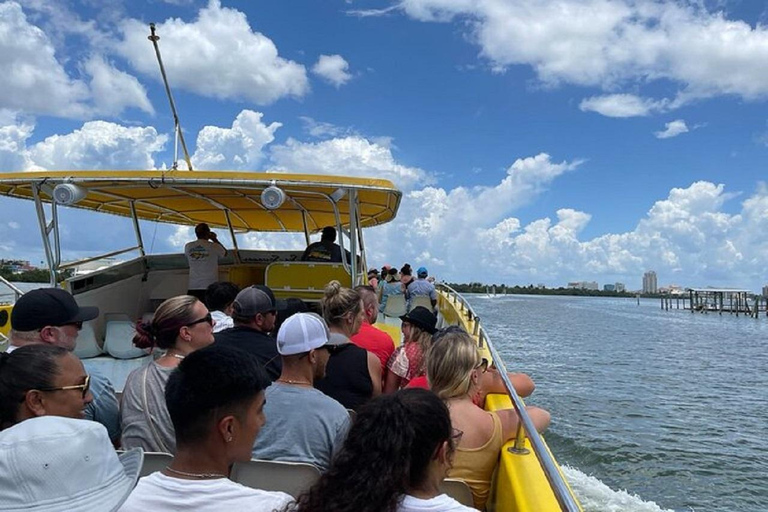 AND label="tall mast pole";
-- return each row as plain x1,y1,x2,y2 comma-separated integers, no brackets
148,23,193,171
